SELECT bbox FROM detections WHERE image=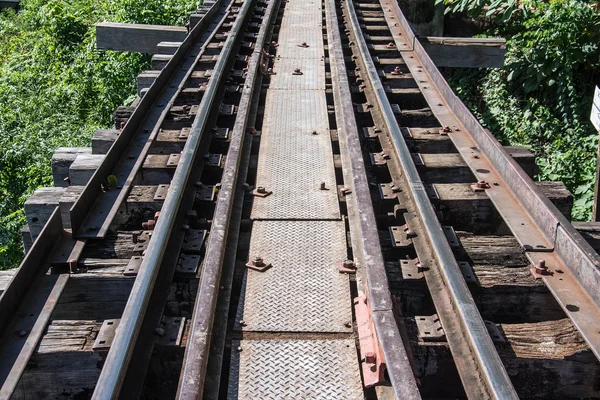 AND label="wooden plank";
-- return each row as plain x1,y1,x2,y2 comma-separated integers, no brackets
96,22,188,54
12,321,102,400
421,36,506,68
408,317,600,398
